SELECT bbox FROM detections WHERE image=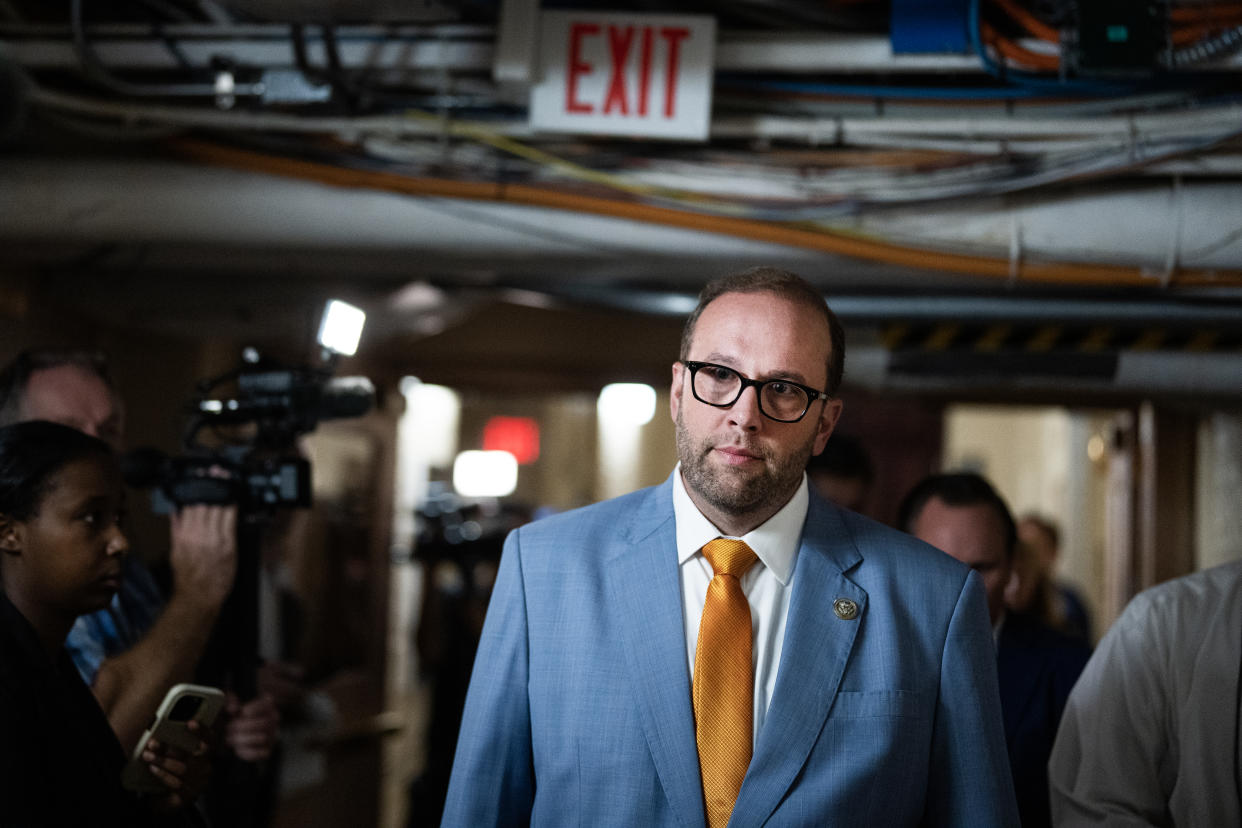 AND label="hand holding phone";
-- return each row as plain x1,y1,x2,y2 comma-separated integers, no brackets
122,683,224,793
